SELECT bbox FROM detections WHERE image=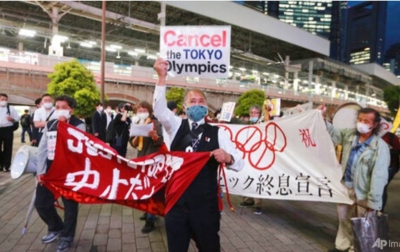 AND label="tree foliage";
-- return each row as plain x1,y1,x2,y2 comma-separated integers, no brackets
47,59,103,118
166,87,185,112
234,89,266,116
383,85,400,116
